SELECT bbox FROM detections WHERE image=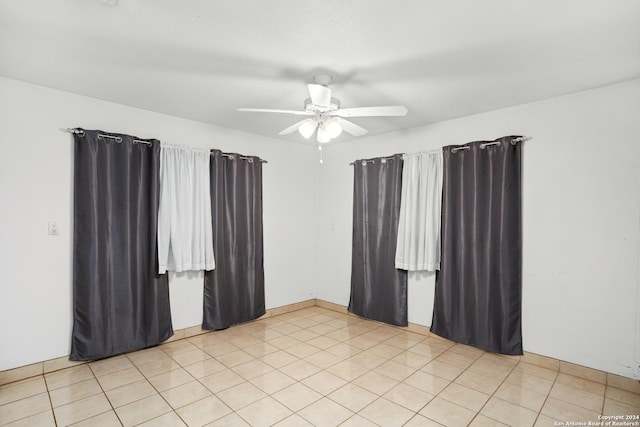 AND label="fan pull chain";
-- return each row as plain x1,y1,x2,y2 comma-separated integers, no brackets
318,144,323,164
